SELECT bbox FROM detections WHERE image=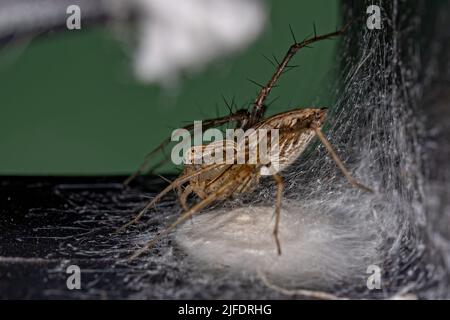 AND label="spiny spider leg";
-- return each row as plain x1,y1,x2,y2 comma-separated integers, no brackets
272,173,284,255
117,163,228,232
128,166,256,260
313,127,373,193
178,185,193,212
124,110,250,186
247,22,351,127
